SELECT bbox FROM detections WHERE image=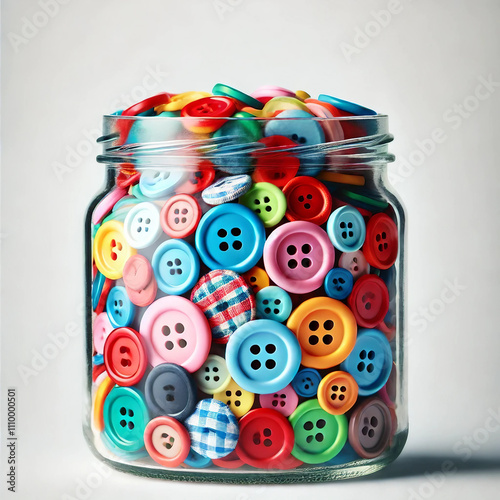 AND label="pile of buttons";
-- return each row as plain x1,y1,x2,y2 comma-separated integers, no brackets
90,84,399,471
